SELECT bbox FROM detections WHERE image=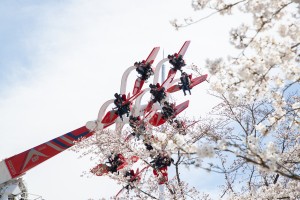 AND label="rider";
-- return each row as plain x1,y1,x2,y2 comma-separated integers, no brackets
168,53,186,72
180,72,192,96
107,153,126,173
129,116,140,130
129,116,146,138
144,142,153,151
149,83,166,104
124,169,140,190
173,119,187,135
151,152,173,169
143,135,154,151
135,60,154,80
173,119,183,129
129,116,153,150
161,101,175,121
114,93,123,108
114,93,130,121
151,151,173,184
